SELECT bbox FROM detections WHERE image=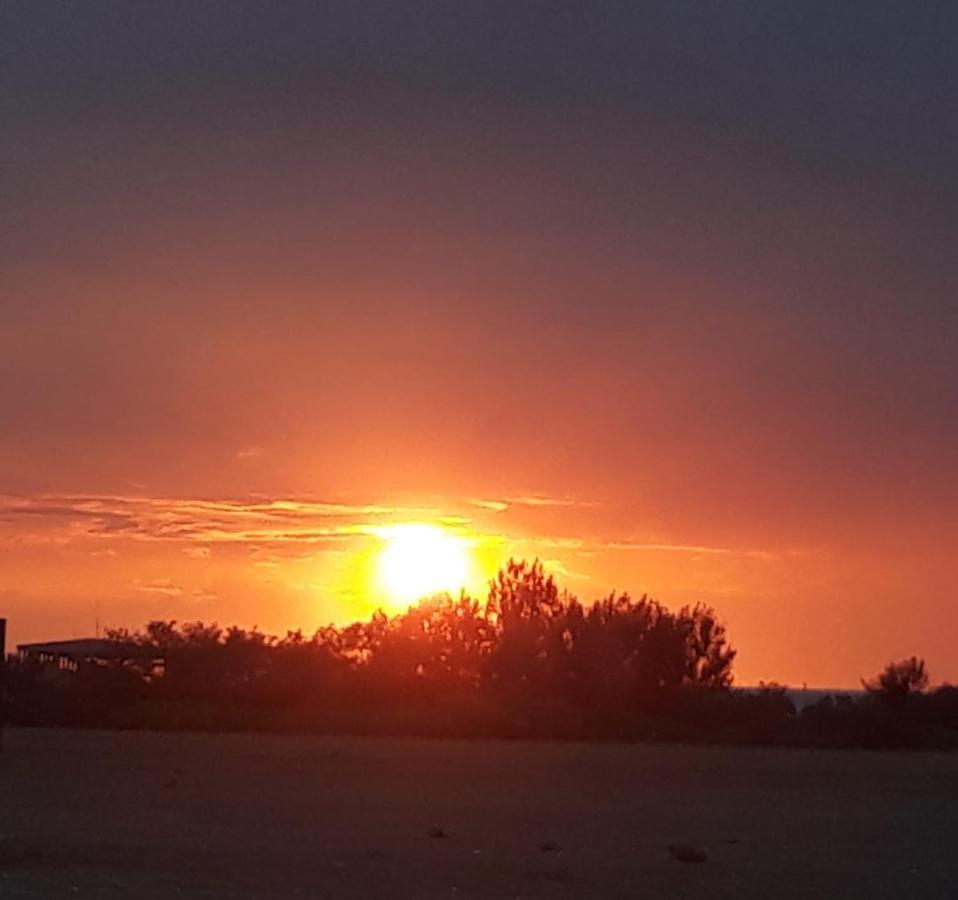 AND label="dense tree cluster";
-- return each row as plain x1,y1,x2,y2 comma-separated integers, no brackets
5,560,735,737
5,561,957,748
